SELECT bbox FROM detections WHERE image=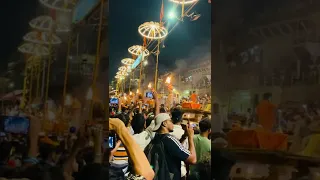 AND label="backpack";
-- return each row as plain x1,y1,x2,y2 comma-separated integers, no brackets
144,134,173,180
